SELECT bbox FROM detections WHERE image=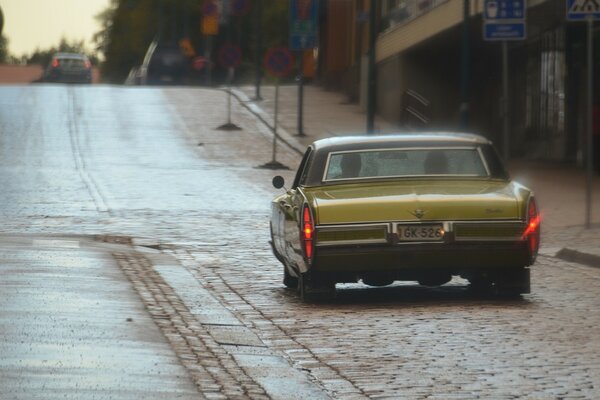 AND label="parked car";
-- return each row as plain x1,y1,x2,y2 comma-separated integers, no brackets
44,53,92,84
270,133,540,301
138,40,187,85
